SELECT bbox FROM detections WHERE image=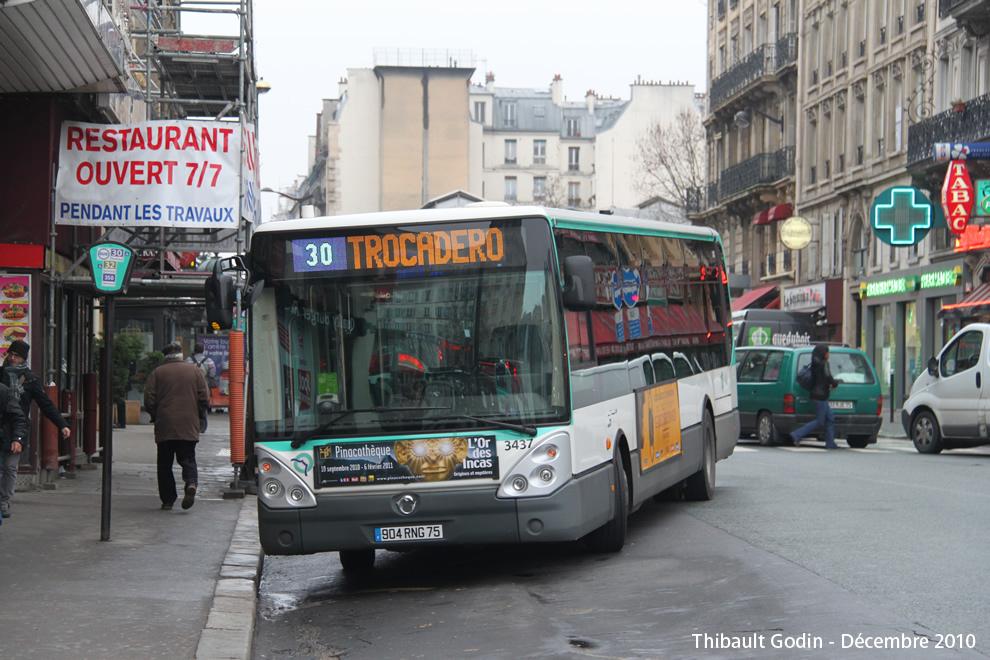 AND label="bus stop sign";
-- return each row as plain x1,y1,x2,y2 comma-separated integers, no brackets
88,242,135,294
